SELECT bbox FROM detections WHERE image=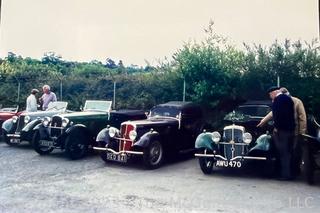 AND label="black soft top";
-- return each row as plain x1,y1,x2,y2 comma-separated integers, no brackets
110,109,146,116
241,100,272,107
